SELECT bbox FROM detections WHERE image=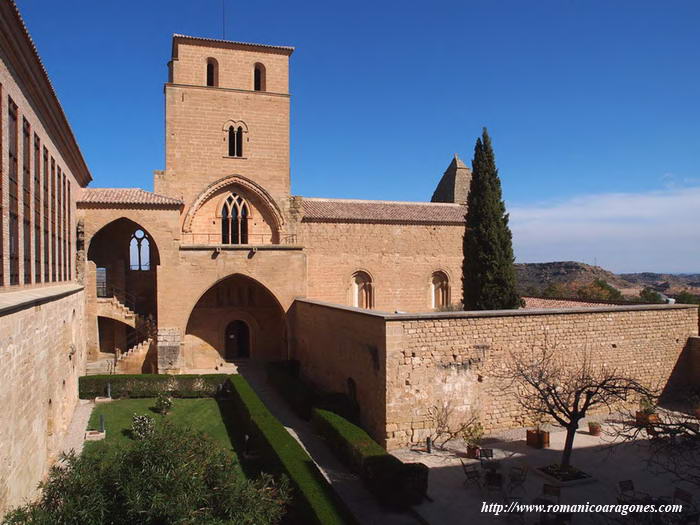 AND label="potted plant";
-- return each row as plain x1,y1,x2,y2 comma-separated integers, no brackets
635,396,659,425
588,421,602,436
462,420,484,458
525,415,550,449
